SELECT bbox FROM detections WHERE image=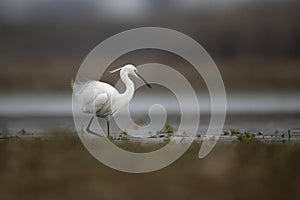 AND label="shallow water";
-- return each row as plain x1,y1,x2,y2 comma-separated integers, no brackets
0,92,299,135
